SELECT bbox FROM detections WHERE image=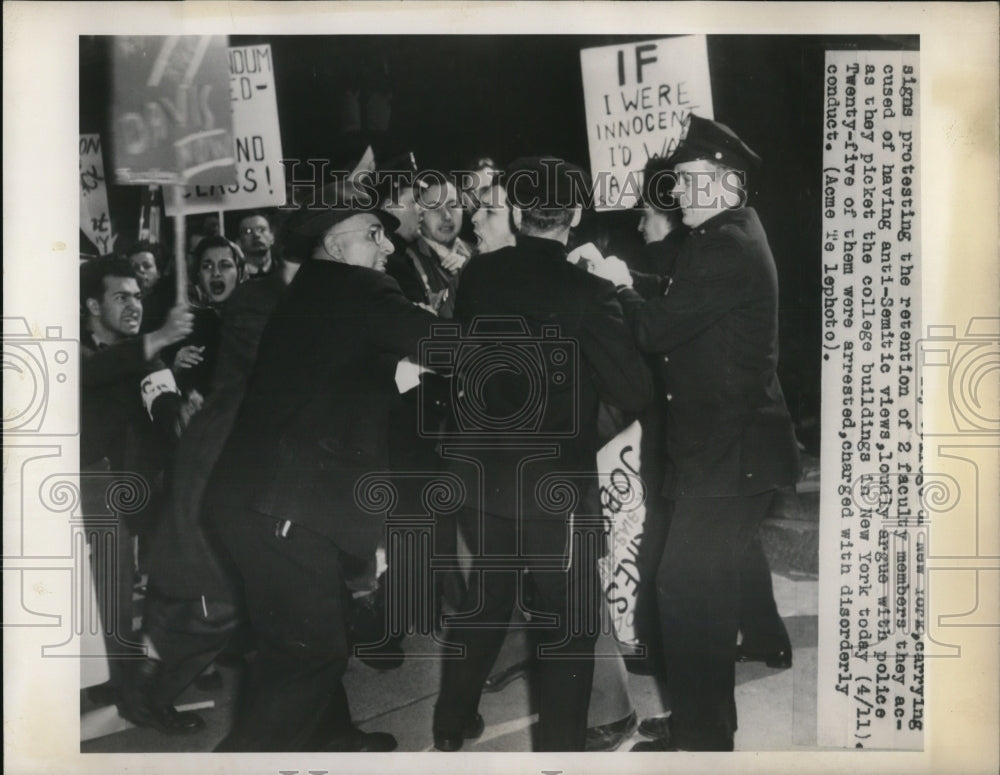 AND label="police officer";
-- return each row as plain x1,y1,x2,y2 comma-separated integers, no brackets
597,115,801,751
